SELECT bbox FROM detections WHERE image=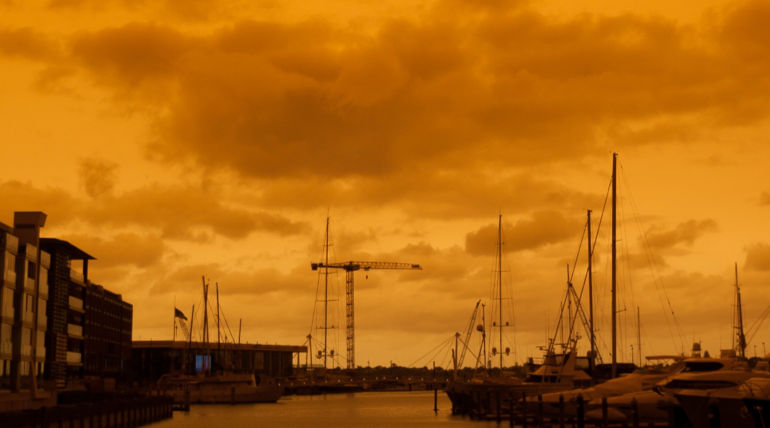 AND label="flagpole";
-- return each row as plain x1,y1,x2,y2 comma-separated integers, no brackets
173,296,177,342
